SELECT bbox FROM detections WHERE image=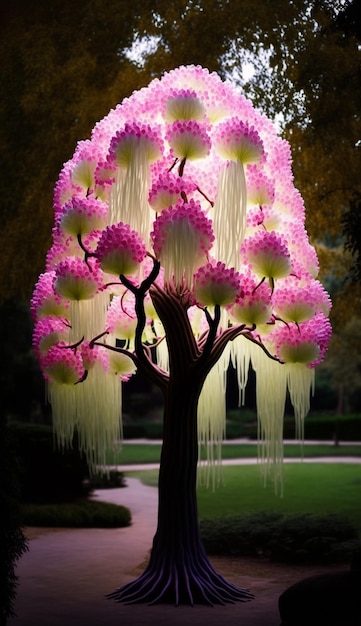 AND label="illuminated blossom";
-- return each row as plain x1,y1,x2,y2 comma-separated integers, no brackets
31,271,69,321
148,172,196,211
54,257,104,301
241,231,291,280
228,272,272,325
42,343,85,384
166,120,211,160
33,316,69,358
106,294,137,339
151,199,214,285
193,262,240,307
273,278,332,323
271,312,332,367
59,195,108,236
96,222,146,276
107,122,163,167
213,117,264,164
246,166,275,206
164,89,205,121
